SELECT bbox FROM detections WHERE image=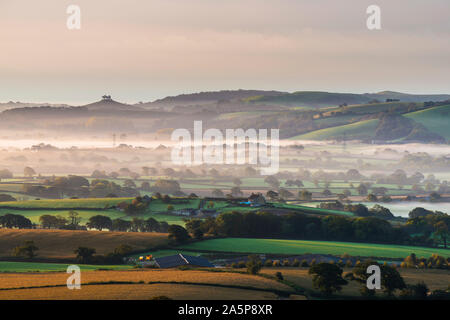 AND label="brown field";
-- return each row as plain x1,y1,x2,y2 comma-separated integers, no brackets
0,268,298,300
0,283,281,300
0,229,168,259
260,267,450,297
0,269,293,292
